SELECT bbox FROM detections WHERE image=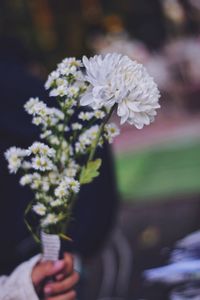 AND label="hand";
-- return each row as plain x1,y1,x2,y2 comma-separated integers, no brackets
32,252,80,300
